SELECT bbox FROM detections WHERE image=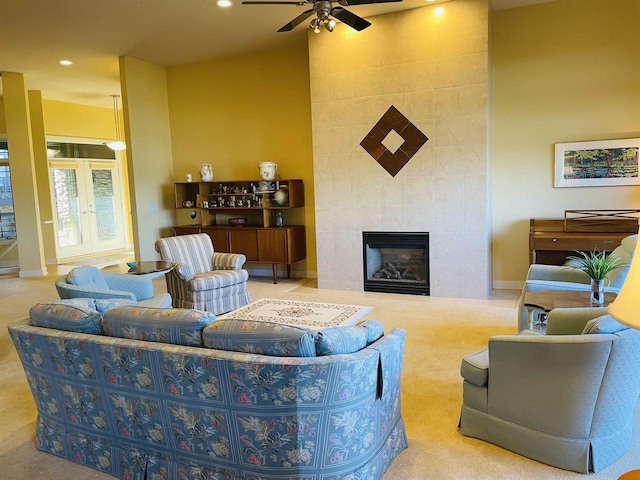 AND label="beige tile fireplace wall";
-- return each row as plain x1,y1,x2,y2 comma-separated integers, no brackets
309,0,491,298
